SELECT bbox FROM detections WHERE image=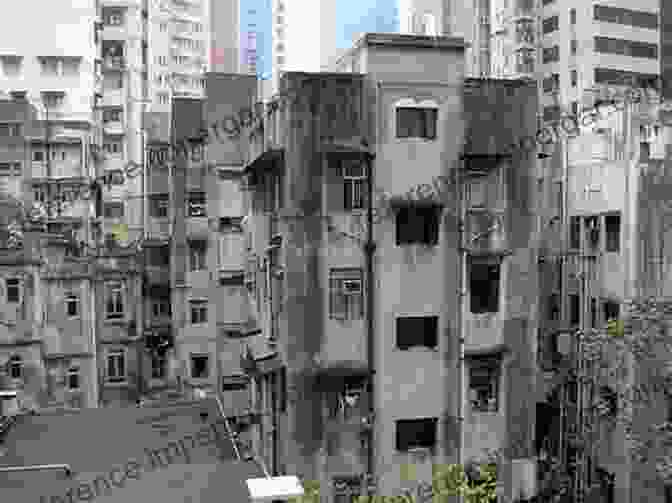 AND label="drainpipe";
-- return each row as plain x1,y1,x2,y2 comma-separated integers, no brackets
456,155,465,476
364,150,376,492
